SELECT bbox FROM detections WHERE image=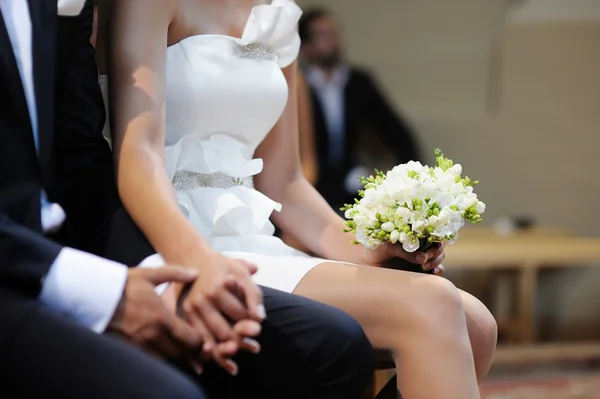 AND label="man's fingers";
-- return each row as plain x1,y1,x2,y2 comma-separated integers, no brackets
239,337,261,354
232,319,262,338
239,278,265,321
433,265,445,275
213,350,239,376
215,290,250,321
216,340,239,358
147,328,184,359
142,266,198,286
225,275,263,321
212,342,241,379
188,360,204,375
165,313,202,350
232,320,262,354
216,336,260,356
181,301,218,354
198,300,237,342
